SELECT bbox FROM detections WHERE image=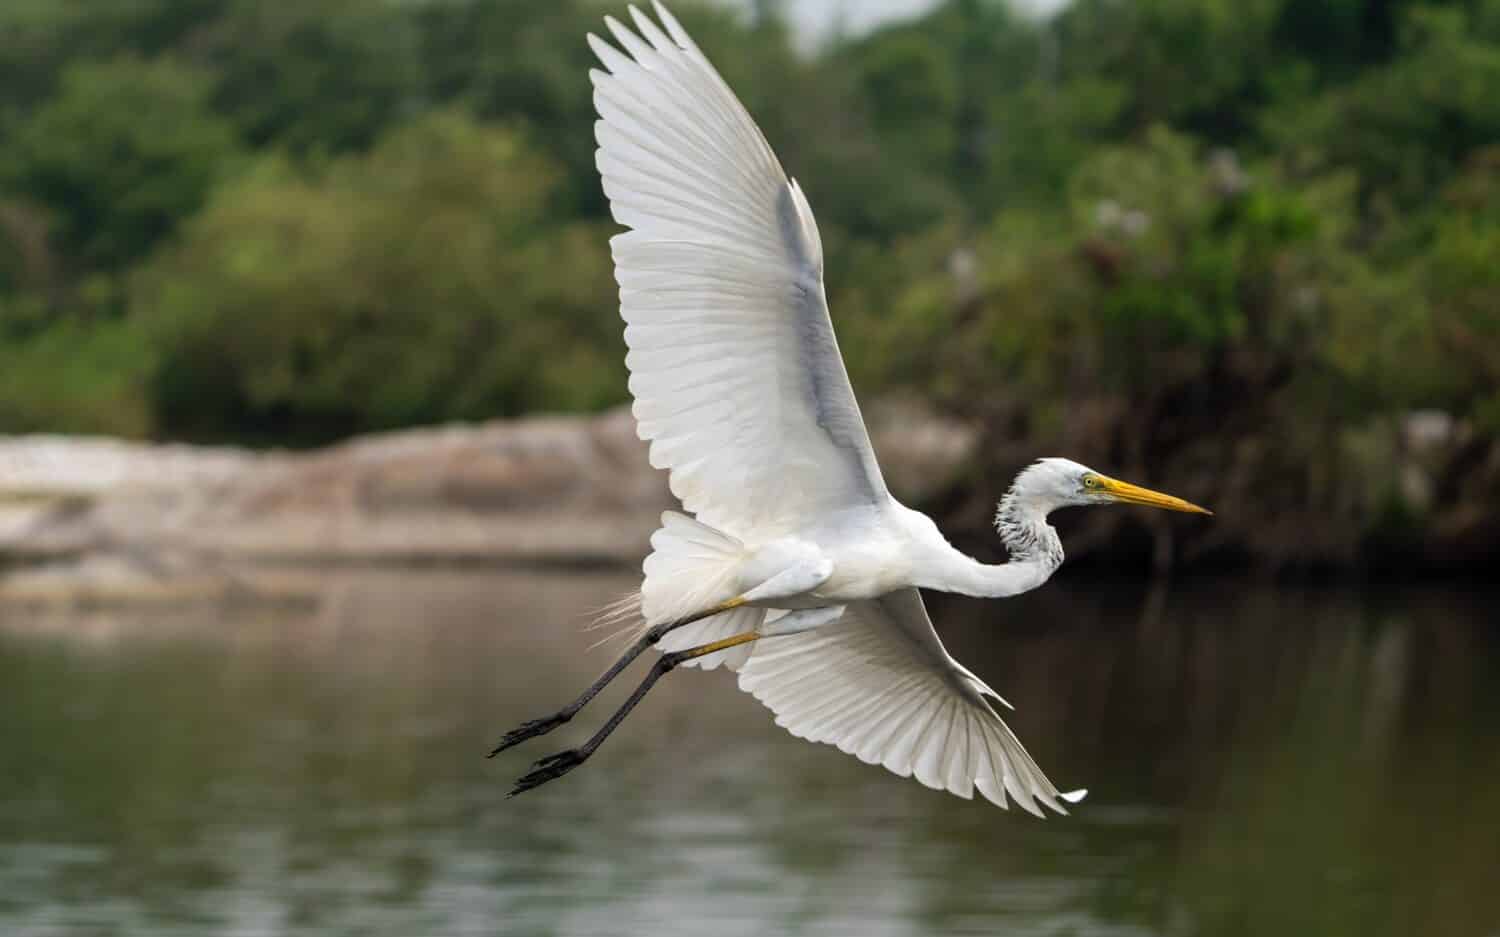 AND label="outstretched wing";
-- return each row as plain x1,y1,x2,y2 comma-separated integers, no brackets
590,3,888,540
738,589,1087,815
